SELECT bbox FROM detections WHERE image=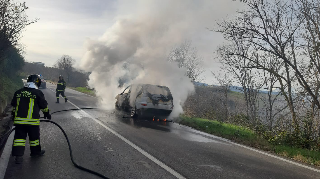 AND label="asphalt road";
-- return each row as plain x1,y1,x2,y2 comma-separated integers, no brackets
2,83,320,179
